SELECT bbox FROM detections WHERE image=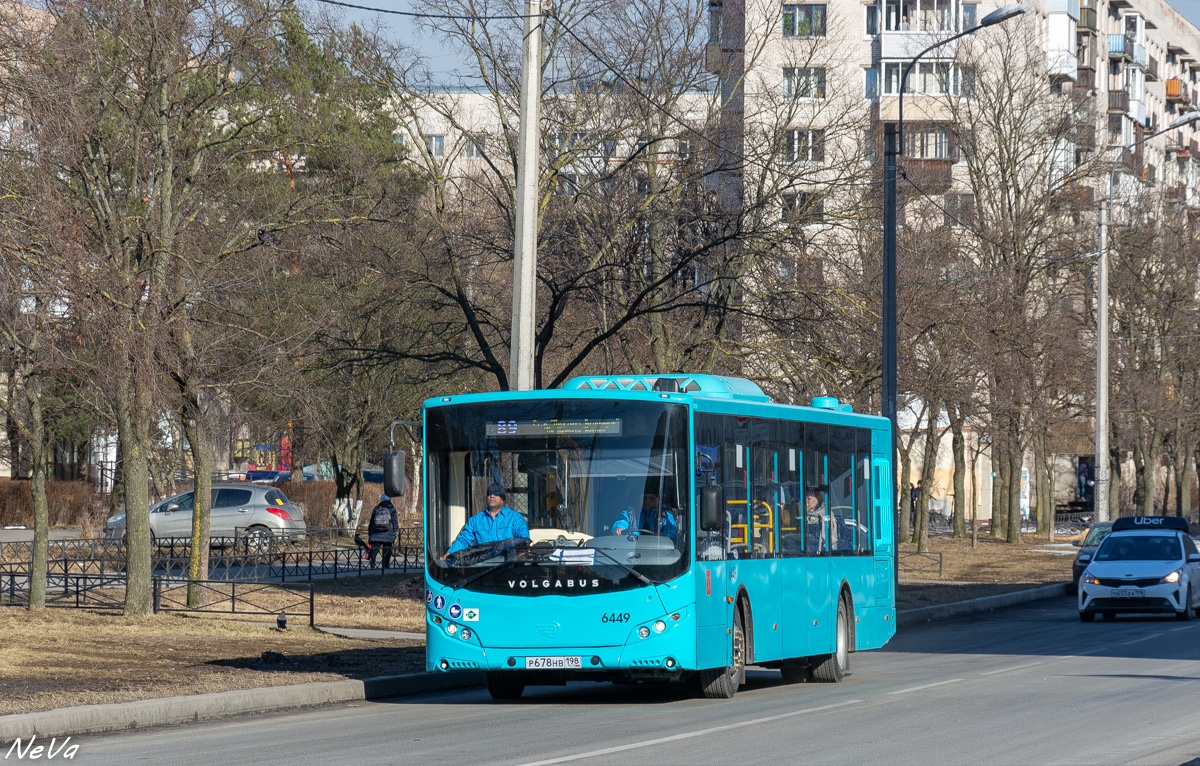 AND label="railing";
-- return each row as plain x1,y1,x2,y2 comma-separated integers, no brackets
153,578,315,627
1166,78,1186,102
1147,56,1159,80
1078,6,1098,31
1107,34,1132,59
1108,91,1130,113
